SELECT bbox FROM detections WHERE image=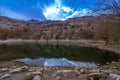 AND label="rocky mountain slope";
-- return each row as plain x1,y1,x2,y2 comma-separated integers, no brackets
0,15,119,41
